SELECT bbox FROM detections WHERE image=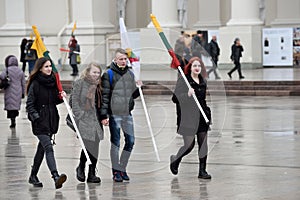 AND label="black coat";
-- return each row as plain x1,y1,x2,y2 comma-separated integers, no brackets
26,73,63,135
100,62,139,119
172,74,211,135
208,40,220,61
231,44,243,62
